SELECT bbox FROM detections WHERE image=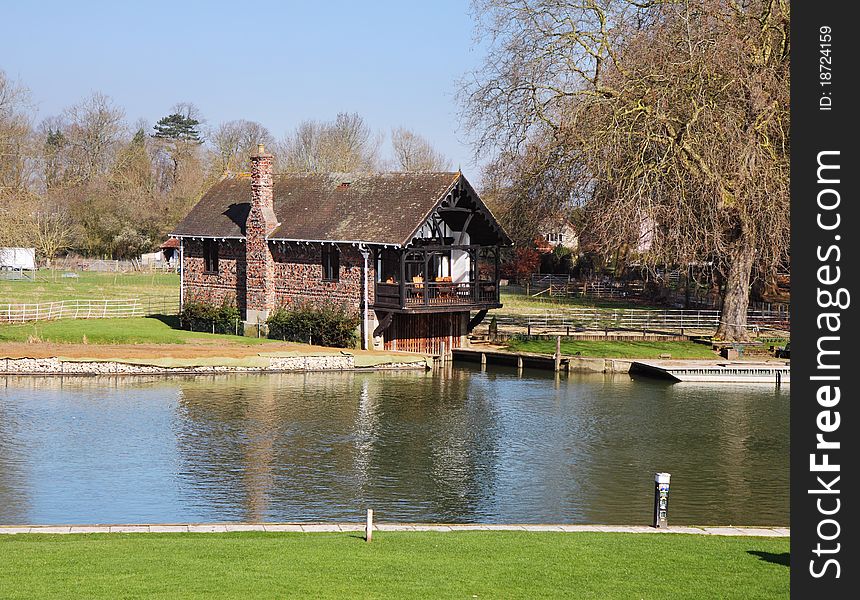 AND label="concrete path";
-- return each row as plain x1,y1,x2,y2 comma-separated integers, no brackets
0,523,789,536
